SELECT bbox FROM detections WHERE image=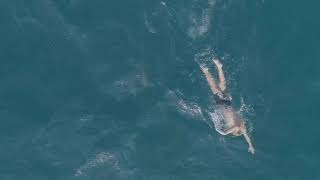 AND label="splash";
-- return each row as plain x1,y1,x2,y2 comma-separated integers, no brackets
238,97,255,132
194,48,216,65
177,99,203,118
166,90,203,120
209,108,228,135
